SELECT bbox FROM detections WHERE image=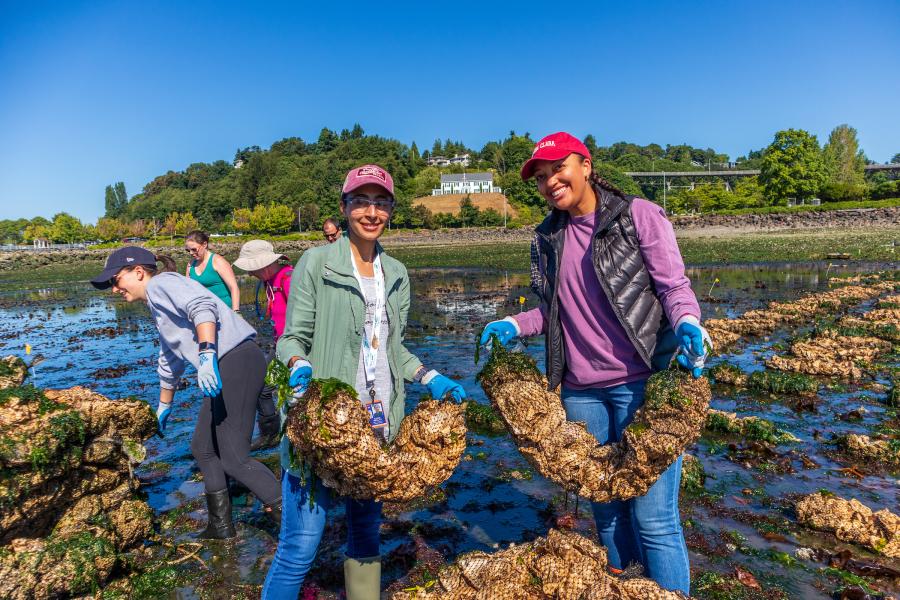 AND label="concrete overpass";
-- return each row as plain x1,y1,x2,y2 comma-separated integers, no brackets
625,164,900,191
